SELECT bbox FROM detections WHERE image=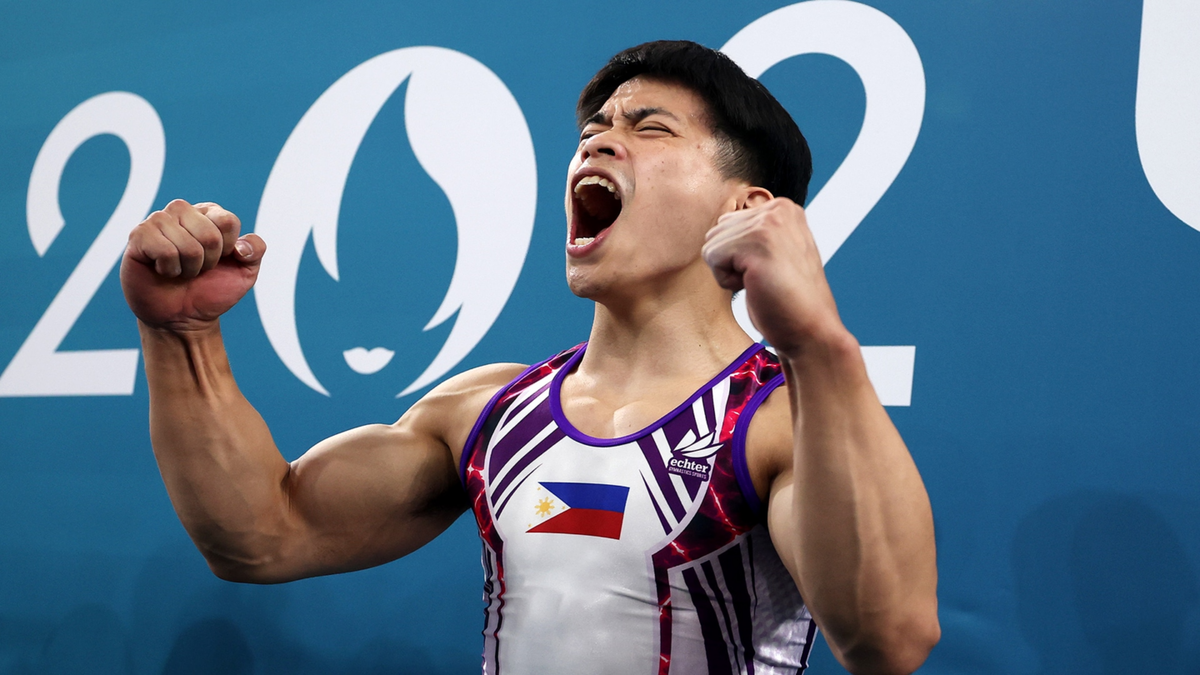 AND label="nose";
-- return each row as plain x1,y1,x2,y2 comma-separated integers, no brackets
579,131,627,162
